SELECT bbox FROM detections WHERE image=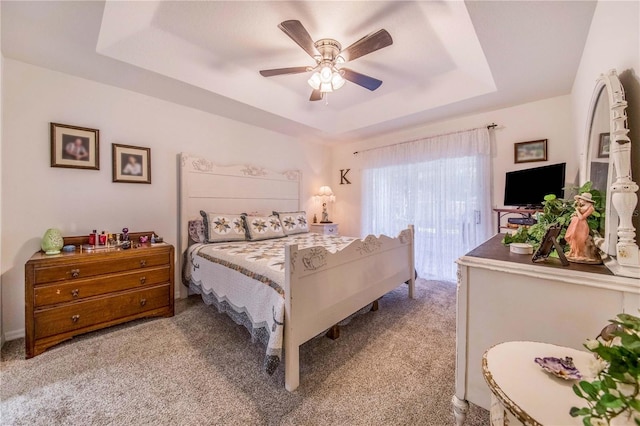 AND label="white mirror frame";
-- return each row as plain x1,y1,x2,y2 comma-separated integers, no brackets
583,69,640,278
